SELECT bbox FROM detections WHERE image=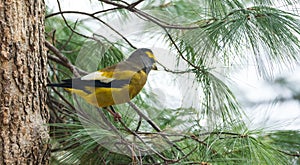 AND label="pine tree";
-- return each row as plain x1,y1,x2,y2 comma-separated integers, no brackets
46,0,300,164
